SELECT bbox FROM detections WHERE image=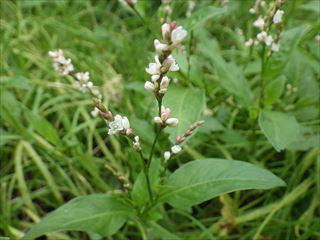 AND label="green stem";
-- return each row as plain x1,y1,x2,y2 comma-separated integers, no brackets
147,127,162,169
259,45,266,108
138,152,153,202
